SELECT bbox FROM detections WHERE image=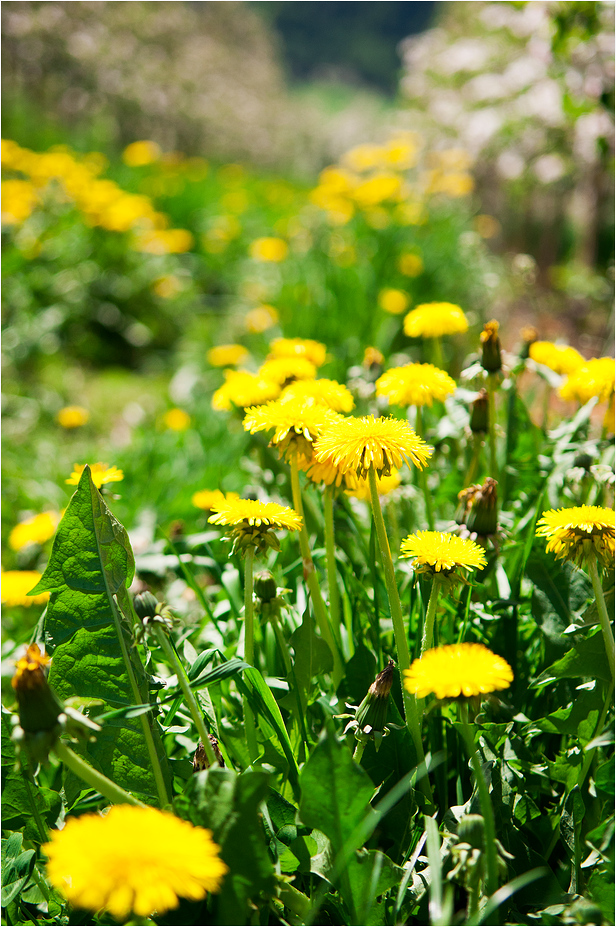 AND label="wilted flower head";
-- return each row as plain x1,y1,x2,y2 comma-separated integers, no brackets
314,415,432,479
376,363,456,408
404,643,513,700
44,806,227,920
404,302,469,339
480,320,502,373
536,505,615,568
